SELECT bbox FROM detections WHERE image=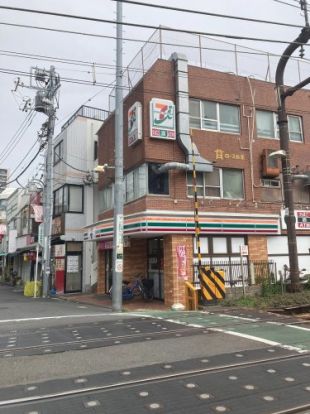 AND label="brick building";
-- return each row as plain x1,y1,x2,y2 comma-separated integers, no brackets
85,54,310,307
